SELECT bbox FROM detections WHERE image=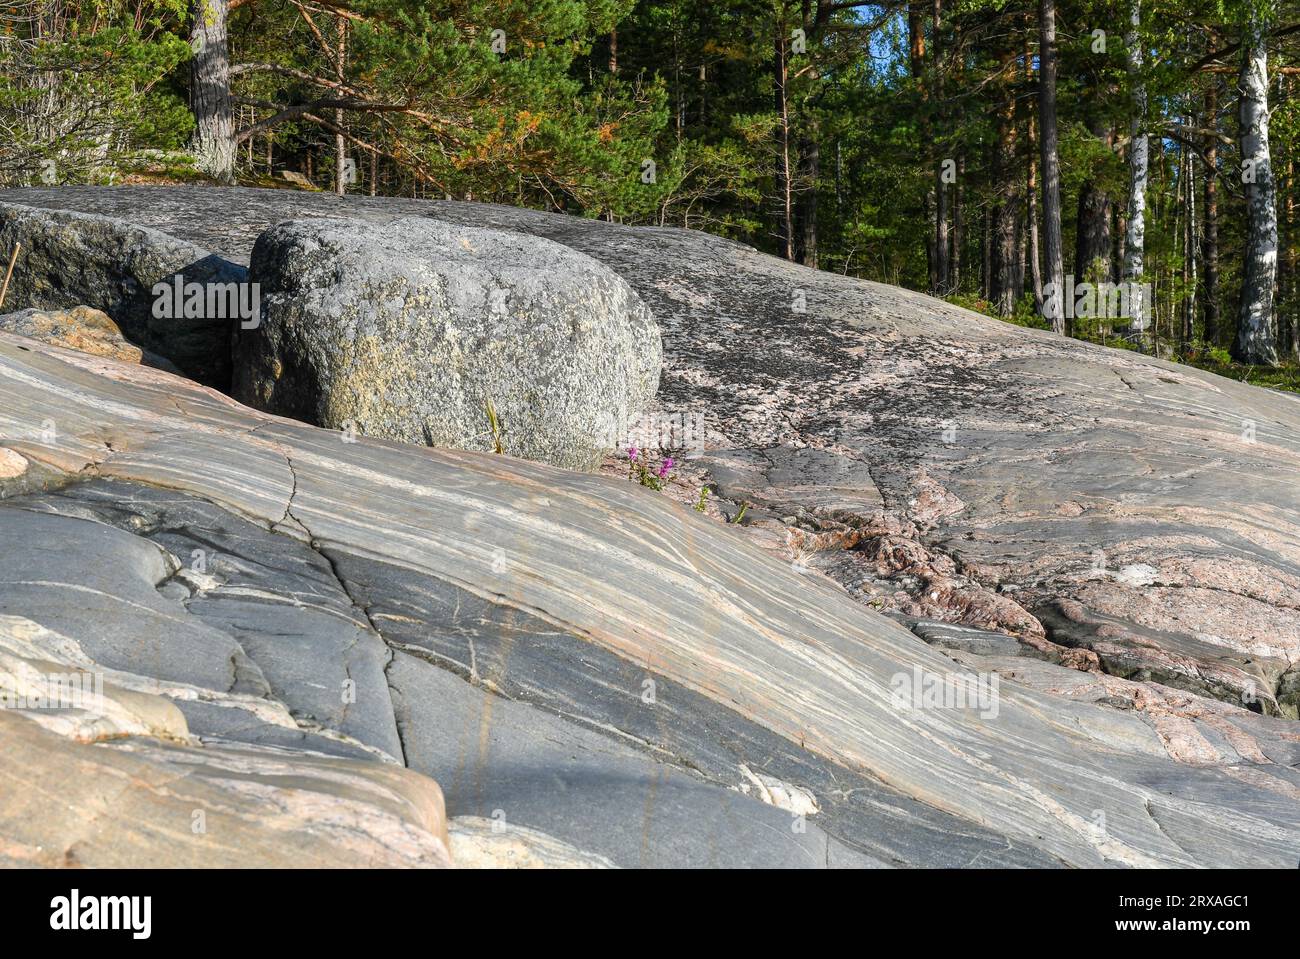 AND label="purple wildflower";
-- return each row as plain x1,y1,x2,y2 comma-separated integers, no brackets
657,457,675,478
